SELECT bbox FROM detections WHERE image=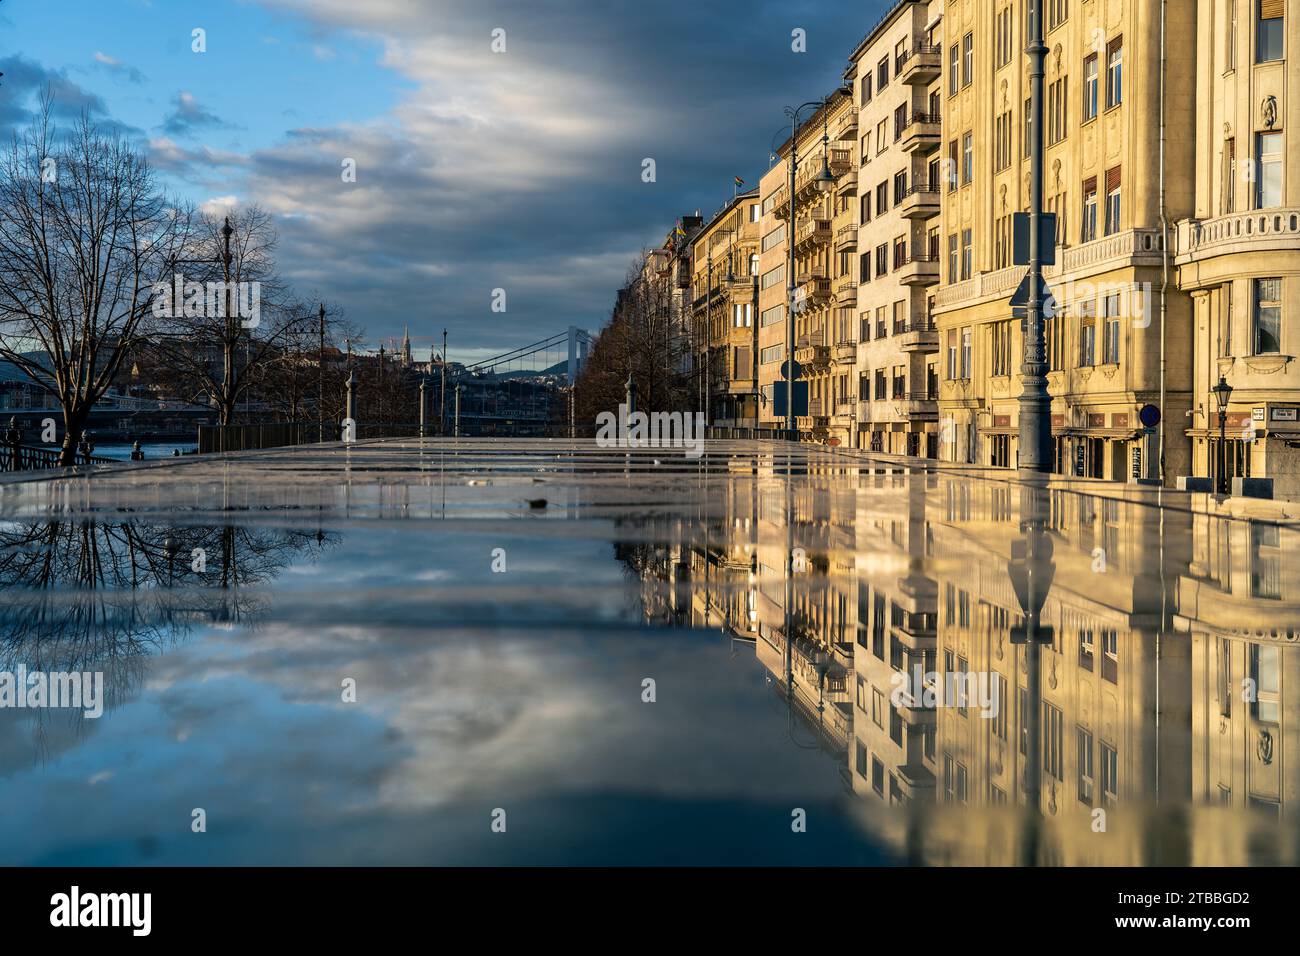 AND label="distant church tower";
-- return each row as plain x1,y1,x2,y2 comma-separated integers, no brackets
401,327,412,367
